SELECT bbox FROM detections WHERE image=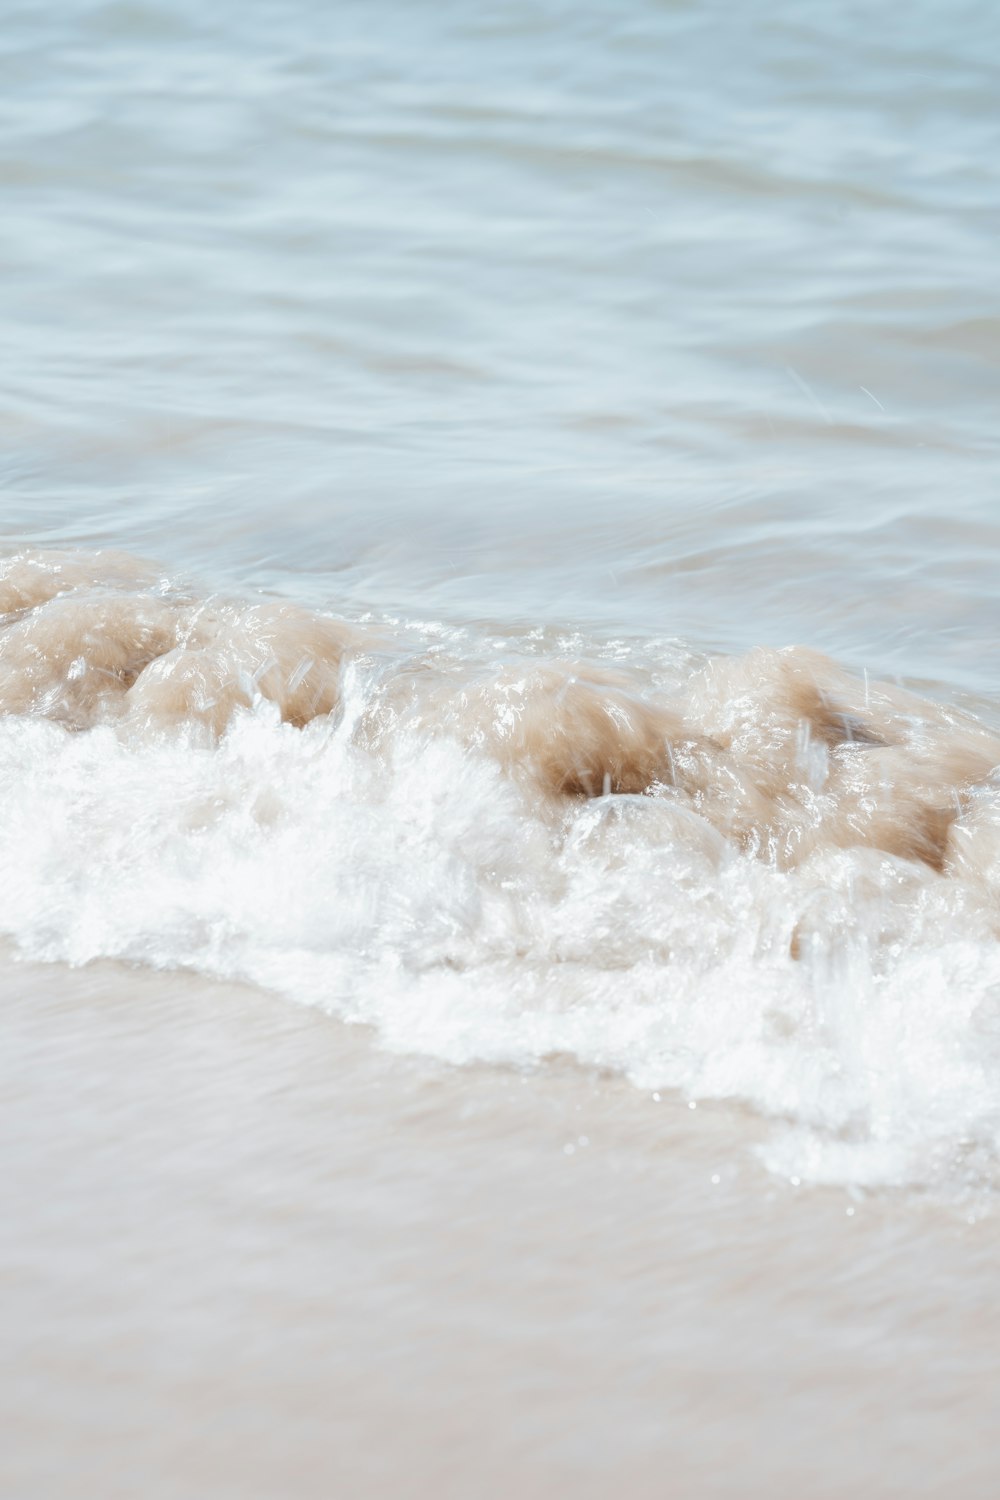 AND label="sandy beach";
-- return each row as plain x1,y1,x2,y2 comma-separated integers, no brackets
4,956,999,1498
